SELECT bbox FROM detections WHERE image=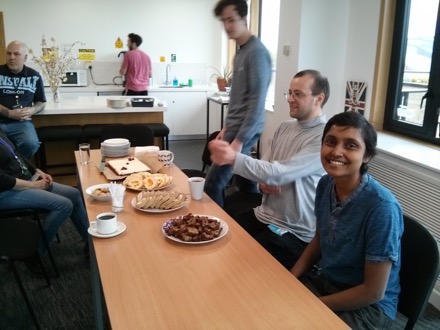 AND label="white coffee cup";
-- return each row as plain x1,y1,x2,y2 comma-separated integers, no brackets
158,150,174,167
188,177,205,200
96,212,117,235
